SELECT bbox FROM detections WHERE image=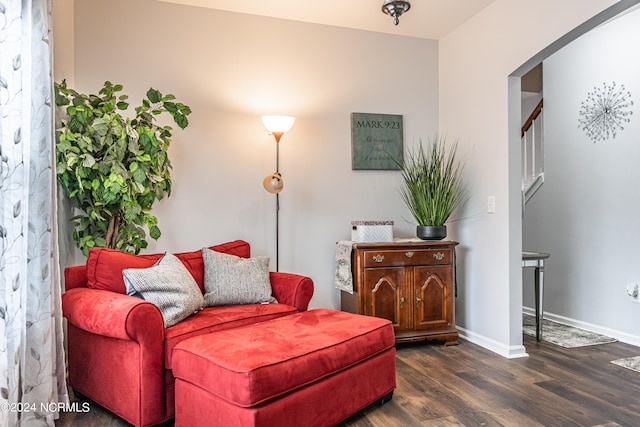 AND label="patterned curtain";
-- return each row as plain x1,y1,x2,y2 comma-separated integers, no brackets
0,1,69,426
